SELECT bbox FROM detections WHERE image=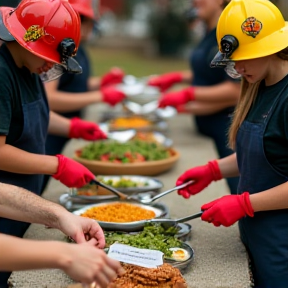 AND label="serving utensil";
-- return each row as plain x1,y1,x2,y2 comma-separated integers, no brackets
137,180,194,204
89,179,194,205
147,211,203,230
